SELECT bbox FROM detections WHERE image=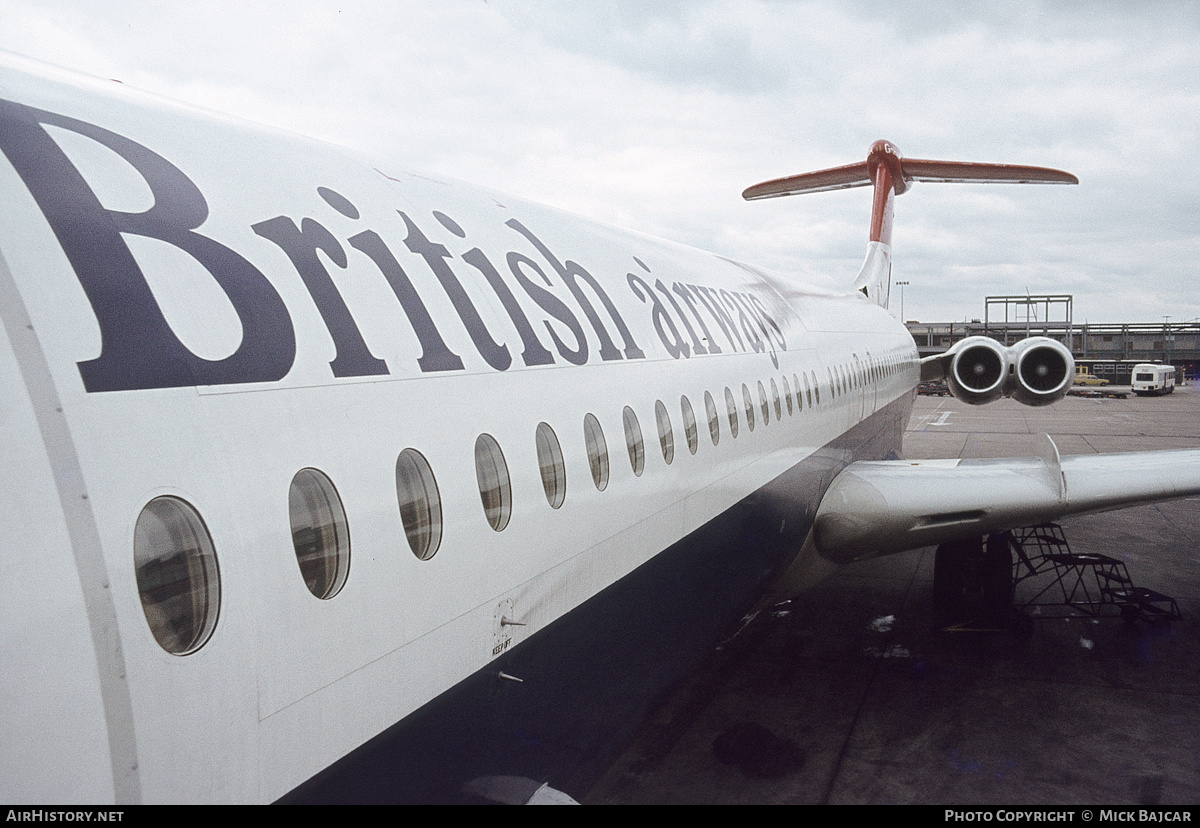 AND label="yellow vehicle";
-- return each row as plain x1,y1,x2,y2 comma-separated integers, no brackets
1074,368,1110,386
